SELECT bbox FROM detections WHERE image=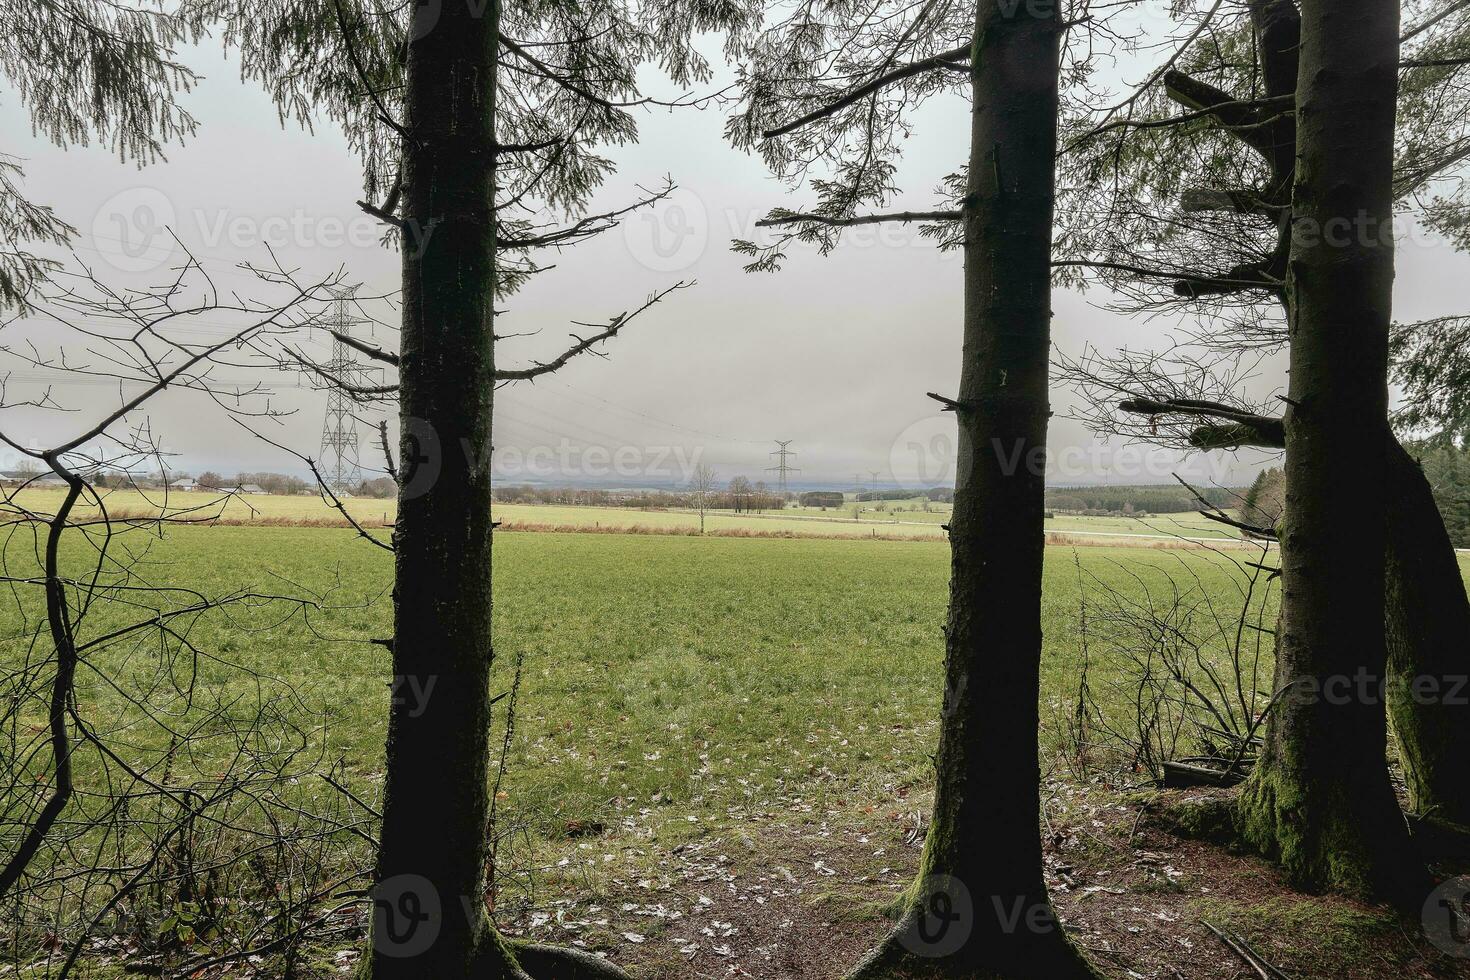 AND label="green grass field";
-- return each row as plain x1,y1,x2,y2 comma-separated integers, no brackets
5,524,1262,853
8,518,1469,977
